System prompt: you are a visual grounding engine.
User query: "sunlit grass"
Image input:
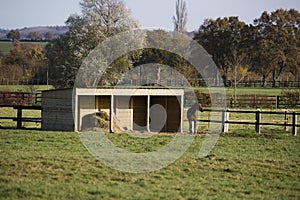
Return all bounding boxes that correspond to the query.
[0,107,41,129]
[0,85,52,92]
[0,129,299,199]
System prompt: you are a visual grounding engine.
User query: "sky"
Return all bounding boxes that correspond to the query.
[0,0,300,31]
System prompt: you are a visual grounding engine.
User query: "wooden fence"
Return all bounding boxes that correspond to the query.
[223,80,300,88]
[199,109,299,136]
[0,105,42,129]
[0,91,41,106]
[195,94,300,109]
[227,95,294,108]
[0,79,47,85]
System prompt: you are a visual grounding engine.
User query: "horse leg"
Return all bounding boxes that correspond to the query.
[188,119,192,134]
[193,119,197,134]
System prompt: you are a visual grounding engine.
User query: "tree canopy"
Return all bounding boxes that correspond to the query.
[194,8,300,86]
[2,6,297,88]
[6,30,21,41]
[0,41,46,82]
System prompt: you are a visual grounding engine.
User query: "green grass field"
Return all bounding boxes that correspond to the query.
[0,41,48,55]
[0,129,299,199]
[0,84,284,95]
[0,85,52,93]
[0,86,299,199]
[194,87,284,96]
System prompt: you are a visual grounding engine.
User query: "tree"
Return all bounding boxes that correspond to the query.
[44,32,53,40]
[6,30,21,41]
[80,0,139,35]
[252,9,300,87]
[27,32,42,41]
[172,0,188,33]
[46,0,140,88]
[134,29,198,86]
[1,41,47,82]
[194,17,249,86]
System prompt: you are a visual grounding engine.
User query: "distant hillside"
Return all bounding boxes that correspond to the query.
[0,26,69,40]
[0,26,195,40]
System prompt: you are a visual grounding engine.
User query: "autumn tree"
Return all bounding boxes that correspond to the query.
[1,41,47,82]
[252,9,300,87]
[46,0,140,88]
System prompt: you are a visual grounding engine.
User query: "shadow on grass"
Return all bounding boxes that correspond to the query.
[221,129,296,139]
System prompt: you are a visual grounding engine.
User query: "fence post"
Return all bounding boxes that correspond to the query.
[284,110,289,132]
[276,96,280,109]
[292,112,297,136]
[255,109,261,134]
[16,107,22,129]
[221,109,229,133]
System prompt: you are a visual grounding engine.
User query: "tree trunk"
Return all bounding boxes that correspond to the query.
[156,66,161,85]
[234,65,237,107]
[221,75,226,87]
[272,68,277,87]
[261,75,266,87]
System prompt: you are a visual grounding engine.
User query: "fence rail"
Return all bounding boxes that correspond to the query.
[199,109,299,136]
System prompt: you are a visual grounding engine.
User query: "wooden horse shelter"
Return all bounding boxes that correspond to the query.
[42,88,184,133]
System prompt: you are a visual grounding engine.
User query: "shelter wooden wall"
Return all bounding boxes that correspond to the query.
[42,89,74,131]
[150,96,181,132]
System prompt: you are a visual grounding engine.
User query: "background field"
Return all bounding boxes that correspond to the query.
[0,129,299,199]
[0,41,48,55]
[0,85,52,93]
[0,84,284,96]
[0,85,299,130]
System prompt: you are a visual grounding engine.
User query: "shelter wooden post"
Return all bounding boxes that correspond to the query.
[110,95,114,133]
[147,95,150,132]
[255,109,261,134]
[292,112,297,136]
[74,90,78,132]
[179,95,184,133]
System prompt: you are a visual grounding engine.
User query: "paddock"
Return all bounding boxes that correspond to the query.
[42,88,184,133]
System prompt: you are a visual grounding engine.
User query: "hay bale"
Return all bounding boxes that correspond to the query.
[81,111,110,132]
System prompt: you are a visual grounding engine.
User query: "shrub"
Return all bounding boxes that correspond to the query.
[281,89,300,108]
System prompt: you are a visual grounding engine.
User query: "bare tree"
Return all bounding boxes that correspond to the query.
[46,0,141,88]
[172,0,188,33]
[80,0,139,36]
